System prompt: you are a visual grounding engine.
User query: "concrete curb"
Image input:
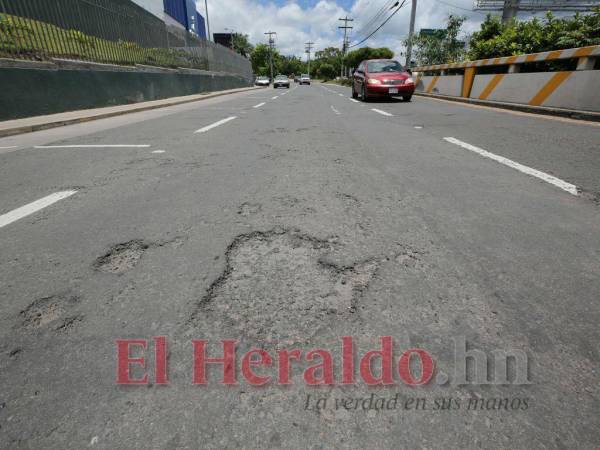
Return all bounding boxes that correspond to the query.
[414,92,600,122]
[0,86,262,138]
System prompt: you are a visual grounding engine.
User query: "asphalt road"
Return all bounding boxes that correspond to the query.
[0,84,599,449]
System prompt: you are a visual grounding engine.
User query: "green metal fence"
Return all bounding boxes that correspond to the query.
[0,0,252,79]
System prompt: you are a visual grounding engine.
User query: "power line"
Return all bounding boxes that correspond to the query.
[354,0,397,39]
[348,0,407,49]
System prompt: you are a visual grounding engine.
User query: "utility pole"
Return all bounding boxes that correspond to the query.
[405,0,417,67]
[204,0,211,41]
[305,41,314,77]
[338,17,353,78]
[501,0,520,23]
[265,31,276,81]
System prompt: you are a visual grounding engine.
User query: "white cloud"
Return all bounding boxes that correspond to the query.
[198,0,556,59]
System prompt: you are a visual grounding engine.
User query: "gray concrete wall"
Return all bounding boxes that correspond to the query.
[470,71,600,112]
[0,60,252,121]
[415,75,463,96]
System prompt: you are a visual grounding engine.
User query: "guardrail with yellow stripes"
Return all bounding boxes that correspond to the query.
[412,45,600,113]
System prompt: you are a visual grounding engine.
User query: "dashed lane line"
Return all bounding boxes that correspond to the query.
[194,116,237,134]
[34,144,151,148]
[371,108,393,117]
[253,102,266,108]
[443,137,579,196]
[0,190,77,229]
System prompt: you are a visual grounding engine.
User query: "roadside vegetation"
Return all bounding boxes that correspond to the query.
[0,13,210,69]
[404,9,600,65]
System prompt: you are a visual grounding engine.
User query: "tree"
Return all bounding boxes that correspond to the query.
[277,55,306,76]
[344,47,394,70]
[250,43,280,76]
[231,33,253,57]
[403,15,466,65]
[317,63,337,80]
[468,9,600,60]
[314,46,343,74]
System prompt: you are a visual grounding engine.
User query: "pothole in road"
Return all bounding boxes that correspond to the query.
[191,229,379,343]
[94,240,149,274]
[238,202,262,216]
[20,293,80,330]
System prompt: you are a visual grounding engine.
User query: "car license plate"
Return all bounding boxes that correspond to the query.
[389,88,399,94]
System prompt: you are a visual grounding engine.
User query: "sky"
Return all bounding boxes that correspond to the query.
[197,0,557,60]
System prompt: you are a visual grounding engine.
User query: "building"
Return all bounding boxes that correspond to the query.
[213,33,233,49]
[130,0,206,37]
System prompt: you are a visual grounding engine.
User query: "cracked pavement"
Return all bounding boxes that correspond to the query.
[0,85,599,449]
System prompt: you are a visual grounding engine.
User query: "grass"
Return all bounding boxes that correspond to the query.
[0,13,209,69]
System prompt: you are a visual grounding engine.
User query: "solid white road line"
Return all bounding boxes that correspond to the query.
[253,102,266,108]
[371,108,393,117]
[330,105,341,115]
[350,98,360,103]
[443,137,579,196]
[0,190,77,229]
[34,145,150,149]
[194,116,237,134]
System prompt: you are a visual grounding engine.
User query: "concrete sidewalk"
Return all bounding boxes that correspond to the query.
[0,86,260,138]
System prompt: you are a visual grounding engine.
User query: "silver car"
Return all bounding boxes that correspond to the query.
[299,74,311,85]
[255,76,270,87]
[273,75,290,89]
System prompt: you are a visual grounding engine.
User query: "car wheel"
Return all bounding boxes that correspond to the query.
[361,85,369,102]
[402,95,412,102]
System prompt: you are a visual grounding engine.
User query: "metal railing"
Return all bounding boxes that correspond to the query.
[0,0,252,79]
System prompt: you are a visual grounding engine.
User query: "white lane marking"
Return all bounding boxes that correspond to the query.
[34,144,150,148]
[272,96,279,100]
[0,190,77,229]
[350,98,359,103]
[371,108,393,117]
[0,146,17,149]
[330,105,341,115]
[414,126,423,129]
[194,116,237,134]
[443,137,579,196]
[253,102,266,108]
[152,150,166,154]
[338,93,344,97]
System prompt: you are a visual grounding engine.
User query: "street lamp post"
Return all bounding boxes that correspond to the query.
[204,0,211,41]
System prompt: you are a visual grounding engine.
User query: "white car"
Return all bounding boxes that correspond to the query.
[299,74,311,85]
[273,75,290,89]
[255,76,270,86]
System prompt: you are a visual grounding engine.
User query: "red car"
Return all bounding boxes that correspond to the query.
[352,59,415,102]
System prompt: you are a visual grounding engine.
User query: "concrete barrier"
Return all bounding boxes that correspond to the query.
[470,71,600,111]
[0,59,252,121]
[413,45,600,115]
[416,74,463,96]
